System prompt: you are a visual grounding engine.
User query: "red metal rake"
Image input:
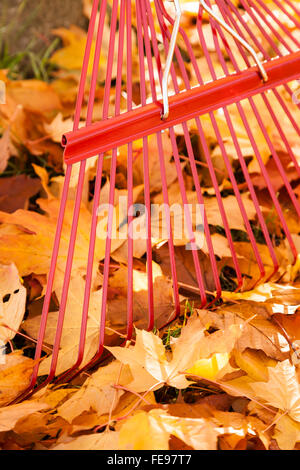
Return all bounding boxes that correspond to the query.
[20,0,300,395]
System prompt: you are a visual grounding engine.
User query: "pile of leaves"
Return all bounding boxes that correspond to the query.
[0,0,300,450]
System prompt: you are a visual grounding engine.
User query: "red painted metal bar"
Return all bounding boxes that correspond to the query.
[209,0,298,265]
[136,0,155,329]
[126,0,134,340]
[156,0,209,306]
[24,0,101,393]
[63,51,300,164]
[143,0,181,315]
[236,0,300,107]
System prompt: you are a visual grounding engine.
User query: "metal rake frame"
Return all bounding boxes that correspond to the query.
[15,0,300,399]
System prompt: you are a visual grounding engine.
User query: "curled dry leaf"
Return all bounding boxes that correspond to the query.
[0,352,35,406]
[57,360,132,423]
[0,401,49,433]
[0,263,26,343]
[196,306,291,361]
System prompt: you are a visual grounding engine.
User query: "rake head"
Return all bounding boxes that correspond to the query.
[20,0,300,396]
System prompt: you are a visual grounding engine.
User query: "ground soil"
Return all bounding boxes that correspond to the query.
[2,0,88,54]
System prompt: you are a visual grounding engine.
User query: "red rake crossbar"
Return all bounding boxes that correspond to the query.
[63,51,300,164]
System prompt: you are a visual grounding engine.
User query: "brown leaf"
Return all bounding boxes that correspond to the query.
[0,175,41,213]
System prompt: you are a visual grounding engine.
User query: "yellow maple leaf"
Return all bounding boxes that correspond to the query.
[50,26,102,75]
[107,314,241,392]
[273,415,300,450]
[250,360,300,422]
[187,353,230,381]
[107,315,204,392]
[119,409,218,450]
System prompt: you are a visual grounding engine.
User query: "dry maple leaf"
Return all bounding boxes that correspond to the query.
[107,313,241,392]
[250,360,300,422]
[273,414,300,450]
[119,408,219,450]
[107,315,205,392]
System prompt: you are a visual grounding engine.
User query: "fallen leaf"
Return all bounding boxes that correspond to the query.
[0,352,35,406]
[0,175,42,213]
[0,128,11,173]
[50,26,101,76]
[52,430,119,450]
[57,360,132,423]
[6,80,61,116]
[0,263,26,343]
[107,262,174,330]
[196,306,290,361]
[233,349,277,382]
[250,360,300,422]
[273,414,300,450]
[119,409,218,450]
[0,401,49,433]
[0,197,111,280]
[108,314,241,392]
